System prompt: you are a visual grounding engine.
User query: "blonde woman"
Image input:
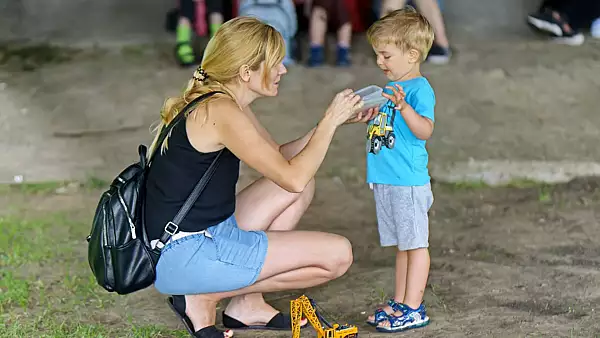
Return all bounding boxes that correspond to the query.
[144,16,375,338]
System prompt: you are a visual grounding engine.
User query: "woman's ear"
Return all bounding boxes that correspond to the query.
[239,65,251,82]
[408,48,421,64]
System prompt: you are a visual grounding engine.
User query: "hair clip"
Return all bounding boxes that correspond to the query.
[193,67,209,82]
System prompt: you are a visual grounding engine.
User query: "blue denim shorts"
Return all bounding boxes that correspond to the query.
[154,214,268,295]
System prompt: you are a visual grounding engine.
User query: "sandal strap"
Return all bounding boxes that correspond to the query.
[386,299,408,313]
[195,325,227,338]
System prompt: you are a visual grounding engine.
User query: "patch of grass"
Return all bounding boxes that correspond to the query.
[1,316,187,338]
[2,181,68,194]
[0,201,190,338]
[438,179,490,190]
[0,176,110,196]
[0,270,30,311]
[83,176,110,190]
[0,43,79,71]
[0,217,56,266]
[437,178,554,190]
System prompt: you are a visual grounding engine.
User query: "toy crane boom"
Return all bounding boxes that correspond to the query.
[290,295,358,338]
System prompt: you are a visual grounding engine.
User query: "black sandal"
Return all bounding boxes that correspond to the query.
[222,311,306,331]
[167,296,231,338]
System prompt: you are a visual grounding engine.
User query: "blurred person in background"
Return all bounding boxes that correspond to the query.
[378,0,451,64]
[174,0,226,66]
[305,0,354,67]
[238,0,299,66]
[527,0,600,45]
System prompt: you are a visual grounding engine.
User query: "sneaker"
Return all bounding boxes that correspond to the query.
[376,303,430,333]
[426,44,451,64]
[551,32,585,45]
[591,18,600,39]
[527,8,564,37]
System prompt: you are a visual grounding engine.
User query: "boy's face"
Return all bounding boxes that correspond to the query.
[373,43,419,82]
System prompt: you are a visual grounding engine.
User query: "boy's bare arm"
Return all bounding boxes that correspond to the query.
[383,84,434,140]
[398,104,434,140]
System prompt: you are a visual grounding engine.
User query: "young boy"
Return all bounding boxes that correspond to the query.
[364,6,436,333]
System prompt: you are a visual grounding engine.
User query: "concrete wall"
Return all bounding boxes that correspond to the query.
[0,0,540,45]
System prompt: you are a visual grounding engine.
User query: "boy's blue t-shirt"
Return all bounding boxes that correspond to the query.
[366,77,435,186]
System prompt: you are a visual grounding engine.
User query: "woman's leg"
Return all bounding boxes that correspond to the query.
[217,176,315,324]
[185,229,354,332]
[235,177,315,232]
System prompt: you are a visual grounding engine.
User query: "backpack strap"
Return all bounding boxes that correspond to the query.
[149,91,223,164]
[153,149,223,251]
[151,91,225,252]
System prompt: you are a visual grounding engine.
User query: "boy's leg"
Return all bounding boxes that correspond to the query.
[367,249,408,324]
[404,248,430,309]
[394,249,408,303]
[366,184,406,324]
[377,183,433,332]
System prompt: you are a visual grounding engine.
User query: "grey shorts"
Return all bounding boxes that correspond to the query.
[371,183,434,251]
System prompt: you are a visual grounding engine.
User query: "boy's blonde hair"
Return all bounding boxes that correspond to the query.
[367,6,434,62]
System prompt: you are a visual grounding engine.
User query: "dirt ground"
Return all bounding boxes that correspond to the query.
[1,37,600,184]
[1,33,600,337]
[2,175,600,337]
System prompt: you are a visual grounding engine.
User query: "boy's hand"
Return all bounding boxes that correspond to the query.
[383,84,407,111]
[344,107,378,124]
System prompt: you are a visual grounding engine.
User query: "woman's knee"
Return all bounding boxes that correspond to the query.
[326,235,353,278]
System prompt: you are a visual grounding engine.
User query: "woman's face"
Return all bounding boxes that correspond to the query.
[248,61,287,97]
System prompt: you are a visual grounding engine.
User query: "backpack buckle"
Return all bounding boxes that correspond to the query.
[164,222,179,236]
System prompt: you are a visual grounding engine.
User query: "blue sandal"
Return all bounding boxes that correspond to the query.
[366,299,407,326]
[376,303,430,333]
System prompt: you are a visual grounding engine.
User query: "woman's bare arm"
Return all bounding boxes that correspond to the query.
[215,100,338,193]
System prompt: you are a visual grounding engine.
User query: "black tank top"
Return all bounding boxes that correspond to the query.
[144,116,240,240]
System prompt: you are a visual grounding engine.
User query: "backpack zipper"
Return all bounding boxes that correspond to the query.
[117,188,137,240]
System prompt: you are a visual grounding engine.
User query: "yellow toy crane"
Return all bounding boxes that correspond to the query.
[291,295,358,338]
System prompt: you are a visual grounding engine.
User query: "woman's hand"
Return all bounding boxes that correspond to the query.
[323,89,364,127]
[344,107,378,125]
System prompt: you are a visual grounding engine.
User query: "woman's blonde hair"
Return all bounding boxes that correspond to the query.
[148,16,285,156]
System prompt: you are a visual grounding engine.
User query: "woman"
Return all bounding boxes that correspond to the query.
[144,16,376,338]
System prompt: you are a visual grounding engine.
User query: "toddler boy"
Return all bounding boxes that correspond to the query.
[364,6,436,333]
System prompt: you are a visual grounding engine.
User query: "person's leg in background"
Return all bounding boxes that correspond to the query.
[334,0,352,66]
[413,0,450,64]
[206,0,225,37]
[308,0,352,67]
[308,0,328,66]
[378,0,451,64]
[175,0,196,66]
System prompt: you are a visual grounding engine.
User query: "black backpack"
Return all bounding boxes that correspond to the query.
[86,91,223,295]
